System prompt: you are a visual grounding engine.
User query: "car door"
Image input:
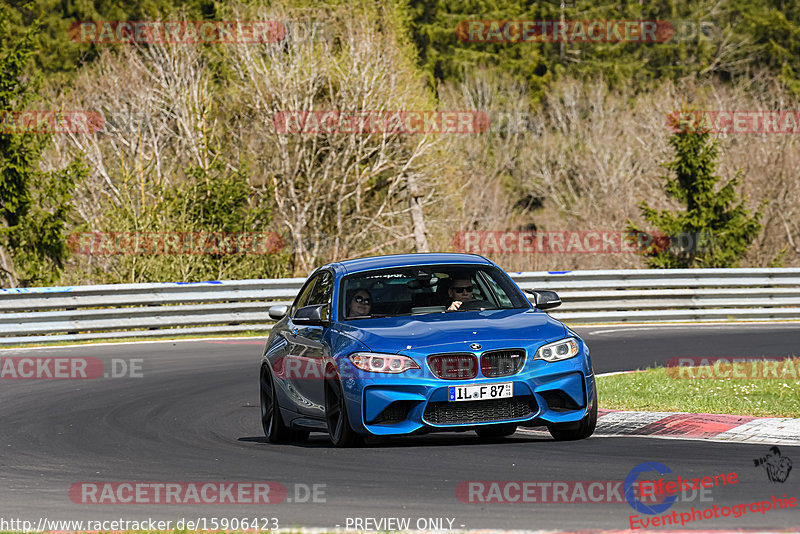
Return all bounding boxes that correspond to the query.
[288,270,333,418]
[268,274,317,412]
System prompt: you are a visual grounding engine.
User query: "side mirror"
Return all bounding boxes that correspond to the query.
[268,305,288,321]
[293,303,330,326]
[525,289,562,310]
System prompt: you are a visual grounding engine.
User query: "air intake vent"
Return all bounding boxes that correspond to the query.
[370,401,416,425]
[539,390,581,412]
[423,397,537,425]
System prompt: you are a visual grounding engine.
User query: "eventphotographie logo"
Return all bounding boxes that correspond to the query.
[754,447,793,483]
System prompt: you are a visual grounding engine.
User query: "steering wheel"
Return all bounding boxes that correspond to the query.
[458,299,497,311]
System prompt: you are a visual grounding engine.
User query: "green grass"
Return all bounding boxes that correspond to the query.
[598,358,800,418]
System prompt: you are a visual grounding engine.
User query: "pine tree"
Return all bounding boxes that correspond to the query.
[0,6,86,287]
[628,113,763,268]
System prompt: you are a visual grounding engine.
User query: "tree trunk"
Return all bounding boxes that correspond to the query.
[0,245,18,288]
[406,173,430,252]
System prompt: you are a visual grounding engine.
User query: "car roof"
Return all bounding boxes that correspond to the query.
[329,252,494,275]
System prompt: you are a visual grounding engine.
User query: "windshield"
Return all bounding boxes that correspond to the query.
[340,264,529,320]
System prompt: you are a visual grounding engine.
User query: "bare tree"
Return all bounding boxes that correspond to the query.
[46,40,254,283]
[43,6,798,283]
[223,7,442,273]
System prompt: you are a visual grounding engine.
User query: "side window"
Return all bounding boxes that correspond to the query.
[307,271,333,306]
[292,276,318,316]
[469,275,486,301]
[479,270,514,307]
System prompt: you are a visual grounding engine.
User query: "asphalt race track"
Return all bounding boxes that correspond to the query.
[1,323,799,531]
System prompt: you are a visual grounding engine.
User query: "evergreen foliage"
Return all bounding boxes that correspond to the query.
[1,0,797,285]
[629,114,763,268]
[0,5,87,286]
[3,0,212,79]
[408,0,800,96]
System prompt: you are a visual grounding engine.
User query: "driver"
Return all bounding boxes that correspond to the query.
[447,278,474,311]
[347,288,372,317]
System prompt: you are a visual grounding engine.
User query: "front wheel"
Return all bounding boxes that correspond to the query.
[324,374,362,448]
[547,387,597,441]
[260,365,308,443]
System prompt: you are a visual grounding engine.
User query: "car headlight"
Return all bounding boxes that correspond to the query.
[349,352,421,373]
[534,338,579,362]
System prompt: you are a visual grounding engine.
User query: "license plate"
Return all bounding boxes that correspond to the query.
[448,382,512,402]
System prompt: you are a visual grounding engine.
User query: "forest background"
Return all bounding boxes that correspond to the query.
[1,0,799,287]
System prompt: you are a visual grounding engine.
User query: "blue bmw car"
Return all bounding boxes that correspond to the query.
[260,253,596,446]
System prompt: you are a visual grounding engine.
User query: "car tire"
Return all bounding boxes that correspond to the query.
[324,374,363,448]
[475,423,517,438]
[547,387,597,441]
[260,365,309,443]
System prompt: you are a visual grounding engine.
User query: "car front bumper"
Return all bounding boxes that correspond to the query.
[341,353,596,436]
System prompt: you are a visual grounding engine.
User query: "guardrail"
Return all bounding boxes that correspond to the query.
[1,268,799,345]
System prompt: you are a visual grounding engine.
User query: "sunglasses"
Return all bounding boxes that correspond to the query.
[452,285,473,293]
[353,295,371,304]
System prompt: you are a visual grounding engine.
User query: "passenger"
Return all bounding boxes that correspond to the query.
[447,278,474,311]
[347,289,372,317]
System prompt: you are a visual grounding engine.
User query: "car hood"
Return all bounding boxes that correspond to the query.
[335,308,567,354]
